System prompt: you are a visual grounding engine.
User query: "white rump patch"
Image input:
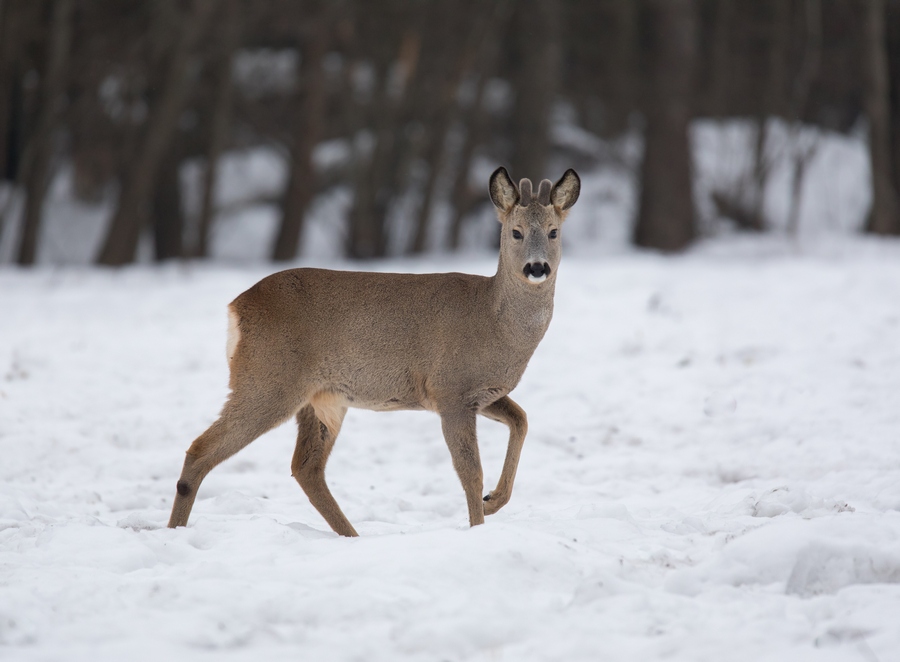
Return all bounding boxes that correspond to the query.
[226,306,240,364]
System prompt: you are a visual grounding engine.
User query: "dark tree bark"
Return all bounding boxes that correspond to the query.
[407,2,492,255]
[69,100,116,204]
[195,0,240,258]
[404,104,451,255]
[16,0,73,265]
[606,0,638,136]
[633,0,697,252]
[0,0,18,182]
[96,0,212,266]
[748,0,791,232]
[404,44,458,252]
[272,10,328,262]
[151,144,184,260]
[446,0,512,251]
[890,0,900,212]
[346,30,420,259]
[710,0,734,118]
[785,0,821,236]
[862,0,899,235]
[446,67,491,251]
[509,0,561,181]
[0,1,22,237]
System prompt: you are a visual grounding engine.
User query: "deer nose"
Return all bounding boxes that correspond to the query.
[523,262,551,280]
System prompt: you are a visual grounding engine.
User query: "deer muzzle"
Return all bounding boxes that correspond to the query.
[523,262,551,283]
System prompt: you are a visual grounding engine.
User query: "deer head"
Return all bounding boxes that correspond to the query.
[490,167,581,284]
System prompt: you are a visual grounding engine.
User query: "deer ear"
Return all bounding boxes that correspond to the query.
[489,167,519,213]
[551,169,580,211]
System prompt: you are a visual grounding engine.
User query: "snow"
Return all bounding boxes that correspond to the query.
[2,235,900,661]
[0,116,897,659]
[691,118,871,234]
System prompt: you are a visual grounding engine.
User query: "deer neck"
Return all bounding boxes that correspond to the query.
[489,254,556,344]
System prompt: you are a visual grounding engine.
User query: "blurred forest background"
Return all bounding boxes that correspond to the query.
[0,0,898,266]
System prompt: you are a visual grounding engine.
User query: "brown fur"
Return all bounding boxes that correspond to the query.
[167,167,581,536]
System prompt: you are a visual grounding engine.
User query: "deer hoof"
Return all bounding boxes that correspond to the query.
[482,491,507,516]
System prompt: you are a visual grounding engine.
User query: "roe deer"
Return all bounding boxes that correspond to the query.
[167,167,580,536]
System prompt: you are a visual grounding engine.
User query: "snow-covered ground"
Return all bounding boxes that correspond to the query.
[2,234,900,661]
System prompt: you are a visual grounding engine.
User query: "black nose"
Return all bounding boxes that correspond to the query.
[523,262,551,278]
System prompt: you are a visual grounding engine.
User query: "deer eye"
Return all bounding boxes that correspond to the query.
[512,229,523,240]
[549,229,558,239]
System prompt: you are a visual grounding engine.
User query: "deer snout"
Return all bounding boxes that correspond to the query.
[523,262,551,283]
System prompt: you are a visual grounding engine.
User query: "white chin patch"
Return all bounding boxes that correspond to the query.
[527,274,547,284]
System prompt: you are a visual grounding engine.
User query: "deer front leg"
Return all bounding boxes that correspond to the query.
[439,409,485,527]
[479,396,528,516]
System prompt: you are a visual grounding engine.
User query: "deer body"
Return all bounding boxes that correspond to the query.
[168,167,580,536]
[232,269,552,414]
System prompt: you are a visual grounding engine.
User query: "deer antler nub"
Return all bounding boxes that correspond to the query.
[518,178,533,207]
[537,179,552,205]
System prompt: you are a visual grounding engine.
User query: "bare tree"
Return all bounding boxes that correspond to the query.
[445,0,513,251]
[445,71,492,251]
[16,0,73,265]
[405,0,499,255]
[508,0,561,181]
[0,0,18,182]
[633,0,698,251]
[607,0,639,136]
[749,0,791,232]
[862,0,899,235]
[0,0,892,264]
[96,0,213,266]
[151,144,185,260]
[272,5,328,262]
[346,20,419,259]
[785,0,821,236]
[194,0,240,258]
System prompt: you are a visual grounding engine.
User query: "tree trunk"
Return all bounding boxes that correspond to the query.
[446,0,512,251]
[747,0,792,232]
[633,0,697,252]
[346,31,420,259]
[406,8,480,255]
[605,0,638,136]
[272,15,328,262]
[0,0,18,181]
[509,0,561,181]
[862,0,899,235]
[710,0,734,117]
[96,0,212,266]
[446,69,491,252]
[16,0,73,265]
[373,27,431,256]
[784,0,821,236]
[151,144,184,260]
[195,0,240,258]
[890,0,900,213]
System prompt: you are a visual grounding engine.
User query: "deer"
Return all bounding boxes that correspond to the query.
[167,166,580,536]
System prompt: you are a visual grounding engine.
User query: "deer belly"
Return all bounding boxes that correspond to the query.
[319,376,436,413]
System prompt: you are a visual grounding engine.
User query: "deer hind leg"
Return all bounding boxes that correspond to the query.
[440,409,485,527]
[291,401,357,537]
[168,388,300,528]
[479,396,528,516]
